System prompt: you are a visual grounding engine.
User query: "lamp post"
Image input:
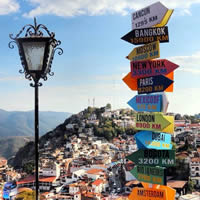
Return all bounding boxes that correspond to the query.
[9,18,63,200]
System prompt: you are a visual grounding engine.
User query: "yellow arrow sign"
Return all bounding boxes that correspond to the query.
[155,9,174,27]
[127,40,160,61]
[162,116,174,135]
[128,187,167,200]
[135,112,174,134]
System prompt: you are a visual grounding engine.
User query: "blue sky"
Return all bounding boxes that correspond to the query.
[1,0,200,115]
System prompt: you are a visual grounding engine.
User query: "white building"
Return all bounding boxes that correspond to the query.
[41,162,60,178]
[190,157,200,177]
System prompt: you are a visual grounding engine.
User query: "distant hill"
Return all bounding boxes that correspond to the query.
[0,136,34,159]
[0,109,71,159]
[0,109,72,137]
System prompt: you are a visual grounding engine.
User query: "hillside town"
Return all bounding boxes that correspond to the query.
[0,106,200,200]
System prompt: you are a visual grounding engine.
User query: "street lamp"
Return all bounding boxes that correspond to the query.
[9,18,63,200]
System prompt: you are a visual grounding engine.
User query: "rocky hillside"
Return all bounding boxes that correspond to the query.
[10,106,136,168]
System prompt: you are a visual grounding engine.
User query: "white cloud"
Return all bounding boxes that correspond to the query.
[168,51,200,74]
[23,0,200,18]
[0,0,19,15]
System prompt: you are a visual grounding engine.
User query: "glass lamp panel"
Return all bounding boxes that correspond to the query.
[22,42,46,71]
[45,44,54,73]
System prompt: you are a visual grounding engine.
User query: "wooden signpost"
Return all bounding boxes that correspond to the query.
[131,165,166,185]
[137,75,174,94]
[131,59,179,78]
[126,40,160,61]
[134,131,172,150]
[121,26,169,45]
[126,149,176,167]
[121,2,177,199]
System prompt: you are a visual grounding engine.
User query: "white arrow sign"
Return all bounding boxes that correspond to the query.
[132,1,168,30]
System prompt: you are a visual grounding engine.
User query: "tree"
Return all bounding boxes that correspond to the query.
[106,103,111,110]
[188,177,195,193]
[175,113,182,120]
[16,191,36,200]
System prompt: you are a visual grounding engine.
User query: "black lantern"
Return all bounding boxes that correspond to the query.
[9,18,63,200]
[9,18,63,85]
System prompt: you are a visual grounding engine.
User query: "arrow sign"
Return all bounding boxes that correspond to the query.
[141,183,176,200]
[128,93,169,113]
[134,131,172,150]
[121,26,169,45]
[137,75,173,94]
[131,2,170,29]
[123,71,174,94]
[127,40,160,61]
[128,187,167,200]
[131,59,179,78]
[135,112,172,133]
[131,165,165,185]
[126,149,176,167]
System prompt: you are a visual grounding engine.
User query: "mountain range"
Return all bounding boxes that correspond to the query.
[0,109,71,158]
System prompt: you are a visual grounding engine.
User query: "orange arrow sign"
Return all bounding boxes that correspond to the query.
[141,182,176,200]
[128,187,167,200]
[122,71,174,92]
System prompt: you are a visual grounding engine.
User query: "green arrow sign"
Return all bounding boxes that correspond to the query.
[135,112,171,132]
[131,165,165,185]
[127,149,175,167]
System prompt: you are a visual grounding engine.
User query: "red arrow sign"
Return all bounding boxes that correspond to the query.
[131,59,179,79]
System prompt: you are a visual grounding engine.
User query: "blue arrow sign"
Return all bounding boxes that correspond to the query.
[137,75,173,94]
[128,93,163,112]
[134,131,172,150]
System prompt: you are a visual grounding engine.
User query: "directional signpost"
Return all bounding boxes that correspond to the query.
[121,2,177,199]
[134,131,172,150]
[128,93,169,113]
[128,187,167,200]
[131,165,165,185]
[121,26,169,45]
[127,40,160,61]
[131,59,179,78]
[137,75,173,94]
[126,149,176,167]
[131,2,171,29]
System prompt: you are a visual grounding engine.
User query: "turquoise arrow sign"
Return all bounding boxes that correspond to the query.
[131,165,165,185]
[135,131,172,150]
[126,149,175,167]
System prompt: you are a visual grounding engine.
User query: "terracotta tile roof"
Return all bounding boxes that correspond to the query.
[191,157,200,162]
[92,179,103,186]
[86,168,103,175]
[83,192,101,198]
[167,180,187,188]
[175,124,186,127]
[17,175,56,184]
